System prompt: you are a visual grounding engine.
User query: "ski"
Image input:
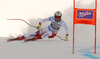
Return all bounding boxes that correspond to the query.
[7,37,24,42]
[24,38,35,42]
[7,38,17,42]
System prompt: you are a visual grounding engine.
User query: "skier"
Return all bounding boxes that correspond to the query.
[7,11,69,42]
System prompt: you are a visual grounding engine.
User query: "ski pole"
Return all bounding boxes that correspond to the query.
[7,19,37,28]
[56,35,65,40]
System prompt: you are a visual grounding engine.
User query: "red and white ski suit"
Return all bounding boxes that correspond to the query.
[24,16,69,39]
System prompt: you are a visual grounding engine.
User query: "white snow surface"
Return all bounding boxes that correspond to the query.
[0,37,100,59]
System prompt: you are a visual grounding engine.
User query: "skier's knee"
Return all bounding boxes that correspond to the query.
[49,32,56,38]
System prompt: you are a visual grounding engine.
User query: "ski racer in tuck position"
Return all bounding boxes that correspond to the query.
[7,11,69,42]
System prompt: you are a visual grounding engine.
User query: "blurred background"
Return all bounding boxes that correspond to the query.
[0,0,99,42]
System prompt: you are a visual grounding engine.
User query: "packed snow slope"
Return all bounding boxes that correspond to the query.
[0,37,100,59]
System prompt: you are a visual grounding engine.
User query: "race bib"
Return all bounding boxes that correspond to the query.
[51,23,59,30]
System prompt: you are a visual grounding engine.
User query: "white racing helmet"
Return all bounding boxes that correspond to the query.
[54,11,62,16]
[54,11,62,20]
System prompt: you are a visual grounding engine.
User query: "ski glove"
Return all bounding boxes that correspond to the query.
[65,34,68,41]
[37,23,41,30]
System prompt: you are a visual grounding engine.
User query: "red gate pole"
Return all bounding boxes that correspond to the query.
[73,0,75,54]
[94,0,97,54]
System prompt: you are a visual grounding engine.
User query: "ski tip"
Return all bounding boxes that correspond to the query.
[7,39,10,42]
[7,39,14,42]
[7,40,10,42]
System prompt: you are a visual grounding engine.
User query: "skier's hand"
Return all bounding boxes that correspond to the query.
[65,34,68,41]
[37,24,41,30]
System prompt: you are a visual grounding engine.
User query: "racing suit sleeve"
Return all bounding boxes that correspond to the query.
[62,21,69,35]
[39,16,53,25]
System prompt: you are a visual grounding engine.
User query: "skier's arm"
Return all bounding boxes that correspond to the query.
[40,17,53,24]
[62,21,69,41]
[37,17,53,30]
